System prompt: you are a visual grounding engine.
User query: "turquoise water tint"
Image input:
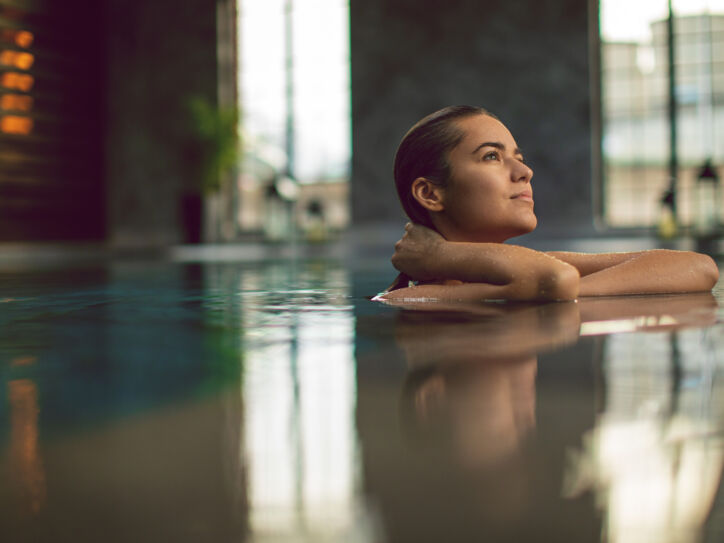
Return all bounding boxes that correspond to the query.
[1,257,724,542]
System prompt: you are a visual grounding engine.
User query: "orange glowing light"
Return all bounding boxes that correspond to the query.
[0,50,34,70]
[15,52,33,69]
[1,72,34,91]
[15,31,33,48]
[0,29,34,48]
[9,379,47,515]
[0,49,13,65]
[1,94,33,112]
[1,115,33,135]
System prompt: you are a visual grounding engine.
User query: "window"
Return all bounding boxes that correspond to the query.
[237,0,350,237]
[600,0,724,228]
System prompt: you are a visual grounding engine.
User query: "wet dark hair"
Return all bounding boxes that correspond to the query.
[393,105,495,228]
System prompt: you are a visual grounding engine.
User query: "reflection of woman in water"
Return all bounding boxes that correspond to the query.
[376,106,720,302]
[397,302,579,468]
[391,302,581,528]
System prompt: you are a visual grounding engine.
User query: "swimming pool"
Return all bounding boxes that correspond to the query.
[0,253,723,542]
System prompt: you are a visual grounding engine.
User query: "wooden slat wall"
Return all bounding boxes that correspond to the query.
[0,0,104,241]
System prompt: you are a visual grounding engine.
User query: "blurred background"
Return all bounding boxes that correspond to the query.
[0,0,724,247]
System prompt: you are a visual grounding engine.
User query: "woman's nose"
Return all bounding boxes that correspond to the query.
[511,161,533,183]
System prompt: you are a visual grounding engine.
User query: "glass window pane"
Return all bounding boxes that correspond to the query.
[238,0,351,236]
[600,1,724,228]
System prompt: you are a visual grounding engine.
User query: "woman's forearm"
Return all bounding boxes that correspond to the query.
[393,241,580,301]
[546,251,643,277]
[379,275,578,302]
[576,250,719,296]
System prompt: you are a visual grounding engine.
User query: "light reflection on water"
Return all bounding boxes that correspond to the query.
[564,327,724,543]
[0,259,723,542]
[228,264,362,540]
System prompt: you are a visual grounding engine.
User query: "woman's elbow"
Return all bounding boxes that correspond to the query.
[695,253,720,290]
[538,264,580,301]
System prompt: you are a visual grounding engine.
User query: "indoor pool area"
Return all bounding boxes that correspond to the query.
[4,0,724,541]
[1,249,723,543]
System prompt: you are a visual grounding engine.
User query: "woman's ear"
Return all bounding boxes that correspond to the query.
[411,177,445,212]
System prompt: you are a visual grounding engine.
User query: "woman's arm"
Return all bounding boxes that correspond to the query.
[382,224,719,302]
[547,250,719,296]
[379,278,577,302]
[385,224,579,302]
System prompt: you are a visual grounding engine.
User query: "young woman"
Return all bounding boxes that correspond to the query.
[376,106,720,302]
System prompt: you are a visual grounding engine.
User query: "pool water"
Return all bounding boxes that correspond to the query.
[1,256,723,542]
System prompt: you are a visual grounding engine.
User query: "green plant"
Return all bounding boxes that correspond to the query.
[187,96,241,194]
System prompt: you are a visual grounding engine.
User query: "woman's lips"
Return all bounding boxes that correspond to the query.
[511,191,533,202]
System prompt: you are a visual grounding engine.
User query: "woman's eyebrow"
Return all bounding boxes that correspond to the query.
[471,141,524,156]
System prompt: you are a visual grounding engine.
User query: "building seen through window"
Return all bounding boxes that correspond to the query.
[601,0,724,229]
[237,0,350,240]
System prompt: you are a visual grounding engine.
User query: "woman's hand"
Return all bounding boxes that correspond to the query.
[391,223,447,280]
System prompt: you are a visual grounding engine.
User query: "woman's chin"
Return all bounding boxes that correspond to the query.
[511,216,537,237]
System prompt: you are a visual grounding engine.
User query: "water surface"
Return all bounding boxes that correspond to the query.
[1,257,723,542]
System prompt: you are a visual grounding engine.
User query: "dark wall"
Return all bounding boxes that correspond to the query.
[350,0,596,236]
[104,0,219,246]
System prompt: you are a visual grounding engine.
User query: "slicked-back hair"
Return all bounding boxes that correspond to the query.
[393,105,494,229]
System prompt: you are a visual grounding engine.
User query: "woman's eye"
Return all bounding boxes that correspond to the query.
[483,151,500,161]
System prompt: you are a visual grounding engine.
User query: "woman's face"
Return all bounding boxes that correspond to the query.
[435,114,536,243]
